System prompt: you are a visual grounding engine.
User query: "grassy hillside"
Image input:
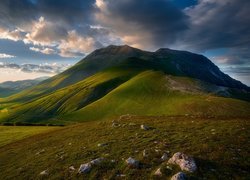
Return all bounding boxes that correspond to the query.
[0,116,249,179]
[0,46,249,124]
[0,68,140,123]
[0,126,59,147]
[63,71,250,123]
[1,69,250,124]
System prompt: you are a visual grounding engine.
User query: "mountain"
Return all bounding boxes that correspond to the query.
[0,77,48,98]
[0,45,249,124]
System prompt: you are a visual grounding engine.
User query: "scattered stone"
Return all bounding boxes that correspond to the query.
[78,163,92,174]
[155,149,161,153]
[69,166,75,171]
[98,143,108,147]
[166,165,172,170]
[112,122,119,127]
[168,152,197,172]
[143,149,148,157]
[36,149,45,155]
[90,158,105,165]
[141,124,150,130]
[154,168,162,176]
[161,153,168,161]
[117,174,126,177]
[68,143,72,146]
[111,159,116,163]
[40,170,49,176]
[126,157,139,168]
[171,172,187,180]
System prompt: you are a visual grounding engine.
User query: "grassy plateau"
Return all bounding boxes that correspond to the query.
[0,116,249,179]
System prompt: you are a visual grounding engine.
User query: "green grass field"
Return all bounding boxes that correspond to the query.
[0,126,59,147]
[0,116,249,179]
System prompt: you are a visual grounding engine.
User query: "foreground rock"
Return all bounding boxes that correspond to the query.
[126,157,139,168]
[160,153,168,161]
[168,152,197,172]
[78,163,92,174]
[142,149,148,157]
[98,143,108,147]
[69,166,75,171]
[154,168,162,176]
[39,170,49,176]
[141,124,150,130]
[171,172,187,180]
[90,157,105,165]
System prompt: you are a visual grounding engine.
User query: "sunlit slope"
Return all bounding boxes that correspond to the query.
[1,46,146,103]
[1,68,139,123]
[65,71,250,122]
[2,45,249,104]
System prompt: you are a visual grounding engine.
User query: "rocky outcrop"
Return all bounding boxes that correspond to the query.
[168,152,197,172]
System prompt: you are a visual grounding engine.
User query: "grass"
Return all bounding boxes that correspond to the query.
[64,71,250,123]
[0,126,59,147]
[0,116,249,179]
[1,70,250,125]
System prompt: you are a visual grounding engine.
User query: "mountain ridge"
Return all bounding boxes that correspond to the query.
[0,45,249,124]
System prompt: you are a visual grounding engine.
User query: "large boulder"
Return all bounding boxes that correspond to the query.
[168,152,197,172]
[171,172,187,180]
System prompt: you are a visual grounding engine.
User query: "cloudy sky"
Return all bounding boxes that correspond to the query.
[0,0,249,85]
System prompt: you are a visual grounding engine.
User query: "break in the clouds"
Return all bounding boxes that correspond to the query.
[0,61,71,83]
[0,53,15,58]
[0,0,249,84]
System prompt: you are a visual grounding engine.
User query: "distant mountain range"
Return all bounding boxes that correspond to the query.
[0,45,249,124]
[0,77,48,98]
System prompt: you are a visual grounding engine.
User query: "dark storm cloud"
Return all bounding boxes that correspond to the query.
[0,0,96,28]
[96,0,189,48]
[176,0,250,66]
[36,0,96,26]
[0,0,37,28]
[182,0,250,50]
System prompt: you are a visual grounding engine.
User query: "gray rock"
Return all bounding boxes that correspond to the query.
[112,122,119,127]
[141,124,150,130]
[90,157,105,165]
[143,149,148,157]
[78,163,92,174]
[36,149,45,155]
[69,166,75,171]
[168,152,197,172]
[171,172,187,180]
[98,143,108,147]
[126,157,139,168]
[154,168,162,176]
[160,153,168,161]
[39,170,48,176]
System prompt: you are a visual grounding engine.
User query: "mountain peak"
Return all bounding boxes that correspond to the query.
[95,44,142,54]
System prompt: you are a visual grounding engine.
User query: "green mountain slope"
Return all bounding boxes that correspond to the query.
[63,70,250,123]
[0,45,249,124]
